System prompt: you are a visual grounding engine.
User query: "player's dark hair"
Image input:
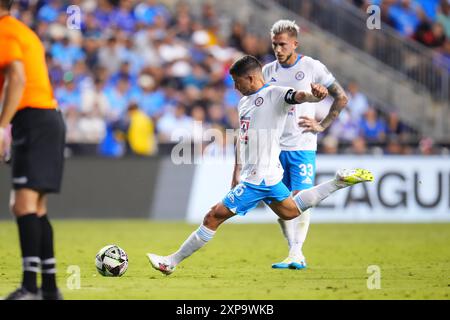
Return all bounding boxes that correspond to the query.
[229,55,262,77]
[0,0,14,10]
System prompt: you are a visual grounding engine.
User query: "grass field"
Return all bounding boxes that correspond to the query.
[0,220,449,300]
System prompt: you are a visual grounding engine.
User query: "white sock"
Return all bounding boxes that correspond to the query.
[293,179,342,212]
[277,217,295,250]
[170,224,216,265]
[290,209,310,259]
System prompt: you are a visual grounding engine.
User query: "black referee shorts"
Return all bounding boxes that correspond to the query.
[11,108,66,194]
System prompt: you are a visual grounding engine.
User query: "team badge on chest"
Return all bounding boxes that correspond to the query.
[295,71,305,81]
[255,97,264,107]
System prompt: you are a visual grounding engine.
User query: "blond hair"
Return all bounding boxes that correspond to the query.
[270,20,300,38]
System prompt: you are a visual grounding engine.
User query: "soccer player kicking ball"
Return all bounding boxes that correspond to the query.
[147,55,373,275]
[263,20,349,270]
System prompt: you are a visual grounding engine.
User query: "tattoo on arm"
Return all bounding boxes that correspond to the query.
[319,81,348,130]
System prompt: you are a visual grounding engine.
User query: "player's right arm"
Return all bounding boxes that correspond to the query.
[0,62,26,160]
[0,35,26,159]
[0,60,26,129]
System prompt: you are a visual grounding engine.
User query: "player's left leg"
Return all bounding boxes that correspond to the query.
[269,169,374,268]
[37,194,63,300]
[4,189,42,300]
[270,168,374,243]
[273,151,316,270]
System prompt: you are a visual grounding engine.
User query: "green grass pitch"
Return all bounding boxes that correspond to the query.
[0,220,449,299]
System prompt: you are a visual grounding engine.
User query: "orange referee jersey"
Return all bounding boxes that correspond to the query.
[0,15,57,110]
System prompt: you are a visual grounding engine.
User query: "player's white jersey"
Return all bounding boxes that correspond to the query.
[262,55,335,151]
[238,84,293,186]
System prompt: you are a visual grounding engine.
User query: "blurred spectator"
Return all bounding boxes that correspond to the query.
[385,136,403,154]
[388,0,423,37]
[346,81,369,121]
[157,104,193,143]
[171,9,193,42]
[329,109,361,142]
[207,103,230,128]
[134,0,170,26]
[415,0,440,21]
[182,64,209,89]
[321,135,339,154]
[104,76,133,121]
[414,21,446,48]
[437,0,450,38]
[228,21,246,52]
[98,36,123,74]
[65,107,82,143]
[136,74,167,118]
[419,137,436,154]
[83,36,100,70]
[158,32,189,63]
[81,78,110,119]
[55,74,81,112]
[359,107,387,142]
[51,36,86,70]
[38,0,61,23]
[347,136,368,155]
[126,103,157,156]
[82,12,103,39]
[386,111,408,141]
[111,0,137,33]
[94,0,115,29]
[109,62,136,87]
[438,40,450,71]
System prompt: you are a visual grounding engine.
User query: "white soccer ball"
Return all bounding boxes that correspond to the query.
[95,245,128,277]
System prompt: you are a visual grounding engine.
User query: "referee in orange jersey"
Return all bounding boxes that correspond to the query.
[0,0,65,300]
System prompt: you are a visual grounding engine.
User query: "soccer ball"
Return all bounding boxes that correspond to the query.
[95,245,128,277]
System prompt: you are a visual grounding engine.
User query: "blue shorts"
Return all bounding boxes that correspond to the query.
[222,180,291,216]
[279,150,316,191]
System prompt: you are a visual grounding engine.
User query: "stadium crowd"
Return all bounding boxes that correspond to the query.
[6,0,448,157]
[346,0,450,65]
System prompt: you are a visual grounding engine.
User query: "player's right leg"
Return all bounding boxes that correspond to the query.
[4,189,42,300]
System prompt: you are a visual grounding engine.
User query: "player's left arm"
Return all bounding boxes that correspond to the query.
[285,83,328,105]
[299,80,348,134]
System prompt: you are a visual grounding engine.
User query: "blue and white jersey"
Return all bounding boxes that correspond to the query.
[238,84,294,186]
[262,55,335,151]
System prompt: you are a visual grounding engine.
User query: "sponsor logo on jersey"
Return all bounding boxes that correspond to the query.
[239,117,251,144]
[301,176,313,185]
[288,106,295,116]
[295,71,305,81]
[270,77,277,82]
[255,97,264,107]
